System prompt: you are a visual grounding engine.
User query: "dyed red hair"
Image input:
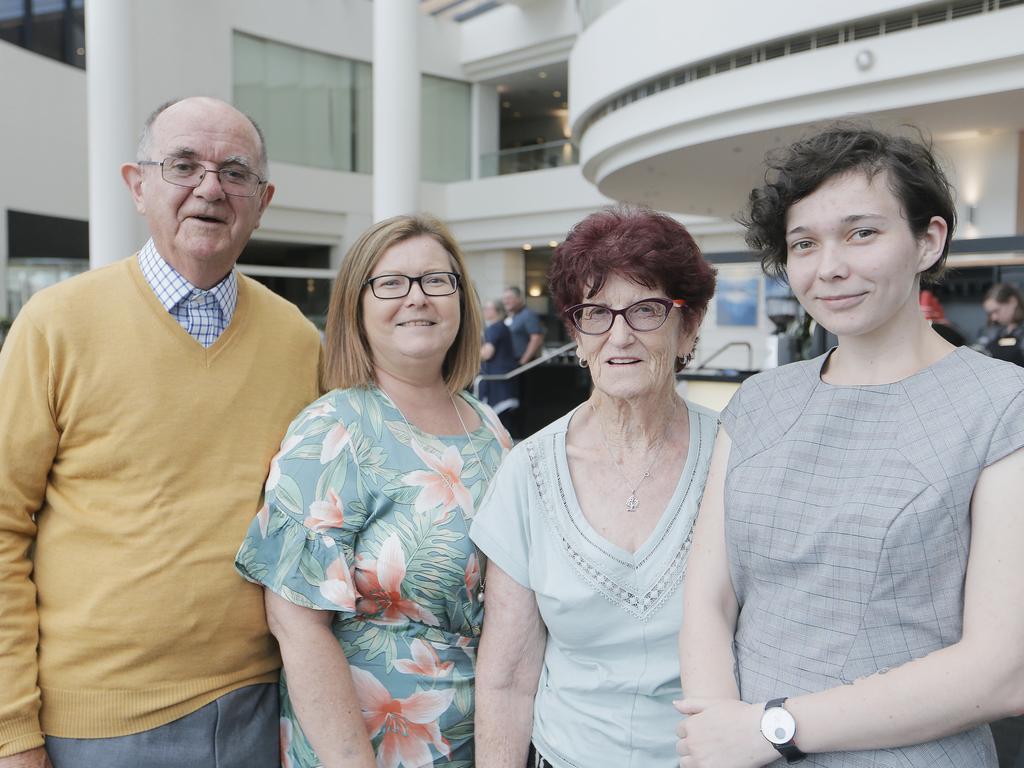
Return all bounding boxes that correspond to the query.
[549,205,716,332]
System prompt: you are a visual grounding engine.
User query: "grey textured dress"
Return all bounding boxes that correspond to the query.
[721,347,1024,767]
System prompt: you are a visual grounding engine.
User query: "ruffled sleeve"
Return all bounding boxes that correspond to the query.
[235,393,363,614]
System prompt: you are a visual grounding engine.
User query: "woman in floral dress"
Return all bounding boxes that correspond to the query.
[236,214,510,768]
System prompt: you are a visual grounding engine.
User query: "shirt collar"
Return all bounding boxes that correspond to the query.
[137,238,238,320]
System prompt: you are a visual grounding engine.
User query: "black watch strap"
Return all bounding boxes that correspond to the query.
[765,698,807,764]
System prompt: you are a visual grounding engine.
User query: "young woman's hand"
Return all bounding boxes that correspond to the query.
[675,699,778,768]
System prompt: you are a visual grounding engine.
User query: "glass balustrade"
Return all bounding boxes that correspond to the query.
[479,139,578,178]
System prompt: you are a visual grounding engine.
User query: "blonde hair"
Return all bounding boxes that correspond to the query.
[323,214,483,395]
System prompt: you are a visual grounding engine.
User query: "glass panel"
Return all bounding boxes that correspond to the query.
[69,3,83,68]
[421,74,471,182]
[233,32,371,173]
[28,0,63,61]
[7,260,88,318]
[0,0,26,47]
[479,139,577,177]
[353,60,373,173]
[247,275,332,326]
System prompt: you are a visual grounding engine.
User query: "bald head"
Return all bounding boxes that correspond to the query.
[138,97,268,173]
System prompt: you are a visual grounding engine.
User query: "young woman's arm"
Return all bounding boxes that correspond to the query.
[265,592,377,768]
[474,563,547,767]
[678,429,741,700]
[676,447,1024,767]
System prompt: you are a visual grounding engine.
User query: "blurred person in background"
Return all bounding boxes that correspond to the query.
[977,283,1024,366]
[479,298,520,432]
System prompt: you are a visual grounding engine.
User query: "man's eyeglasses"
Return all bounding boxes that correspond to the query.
[364,272,461,300]
[564,297,686,335]
[137,157,267,198]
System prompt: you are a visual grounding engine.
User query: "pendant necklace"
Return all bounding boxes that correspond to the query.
[597,415,669,513]
[384,388,492,604]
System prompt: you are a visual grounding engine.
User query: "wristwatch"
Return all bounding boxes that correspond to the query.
[760,698,807,763]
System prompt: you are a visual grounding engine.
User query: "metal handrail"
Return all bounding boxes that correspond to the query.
[696,341,753,371]
[473,341,577,398]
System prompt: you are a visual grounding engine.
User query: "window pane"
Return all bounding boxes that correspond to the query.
[29,0,63,62]
[421,74,471,182]
[233,32,370,174]
[353,60,373,173]
[0,0,25,47]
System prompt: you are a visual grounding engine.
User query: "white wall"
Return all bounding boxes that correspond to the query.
[939,132,1021,239]
[0,41,88,316]
[571,0,965,125]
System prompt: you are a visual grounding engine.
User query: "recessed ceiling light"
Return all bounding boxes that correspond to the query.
[548,241,558,248]
[538,71,548,79]
[502,101,510,108]
[522,243,533,251]
[552,90,561,98]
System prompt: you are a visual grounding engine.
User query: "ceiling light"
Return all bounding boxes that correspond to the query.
[538,71,548,79]
[548,241,558,248]
[528,285,542,297]
[502,101,510,108]
[522,243,533,251]
[552,90,561,98]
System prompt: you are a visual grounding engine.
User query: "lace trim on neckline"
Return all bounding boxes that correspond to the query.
[524,416,707,622]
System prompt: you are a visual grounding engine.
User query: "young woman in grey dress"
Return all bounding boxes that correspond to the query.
[675,126,1024,767]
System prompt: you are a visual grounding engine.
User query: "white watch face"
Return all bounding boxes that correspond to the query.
[761,706,796,745]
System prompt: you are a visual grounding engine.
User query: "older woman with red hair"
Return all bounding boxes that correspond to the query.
[470,205,717,767]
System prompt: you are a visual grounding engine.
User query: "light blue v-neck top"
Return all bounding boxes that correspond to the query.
[471,401,718,768]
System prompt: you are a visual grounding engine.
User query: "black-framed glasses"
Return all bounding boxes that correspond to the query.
[364,272,461,300]
[564,297,686,335]
[137,157,267,197]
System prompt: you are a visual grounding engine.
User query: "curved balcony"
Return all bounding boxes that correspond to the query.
[569,0,1024,217]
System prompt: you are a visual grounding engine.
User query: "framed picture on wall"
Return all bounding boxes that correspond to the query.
[716,276,759,327]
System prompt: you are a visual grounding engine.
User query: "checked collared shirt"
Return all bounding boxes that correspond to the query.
[137,239,237,348]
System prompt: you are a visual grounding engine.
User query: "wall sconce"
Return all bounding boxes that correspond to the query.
[528,285,542,297]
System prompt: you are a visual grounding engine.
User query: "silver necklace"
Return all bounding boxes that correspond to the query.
[597,417,668,513]
[384,389,491,493]
[385,389,491,606]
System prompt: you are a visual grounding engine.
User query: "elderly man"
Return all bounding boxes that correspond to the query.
[0,97,321,768]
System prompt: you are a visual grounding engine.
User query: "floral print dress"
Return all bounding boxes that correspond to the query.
[236,386,510,768]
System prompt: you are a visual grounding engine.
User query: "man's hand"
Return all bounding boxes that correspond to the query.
[0,747,52,768]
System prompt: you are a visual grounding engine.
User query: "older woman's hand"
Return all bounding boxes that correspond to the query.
[674,699,778,768]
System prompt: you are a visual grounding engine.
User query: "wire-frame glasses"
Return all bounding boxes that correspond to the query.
[137,157,266,197]
[564,297,686,335]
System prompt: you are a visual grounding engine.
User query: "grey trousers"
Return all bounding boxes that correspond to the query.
[46,683,278,768]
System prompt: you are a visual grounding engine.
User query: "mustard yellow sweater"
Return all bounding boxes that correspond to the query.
[0,257,322,756]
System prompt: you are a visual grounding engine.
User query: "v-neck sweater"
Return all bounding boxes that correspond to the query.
[0,257,322,754]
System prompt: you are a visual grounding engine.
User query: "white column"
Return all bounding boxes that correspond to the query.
[372,0,420,221]
[85,0,140,268]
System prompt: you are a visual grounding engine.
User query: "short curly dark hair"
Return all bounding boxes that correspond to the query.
[549,205,717,344]
[741,124,957,285]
